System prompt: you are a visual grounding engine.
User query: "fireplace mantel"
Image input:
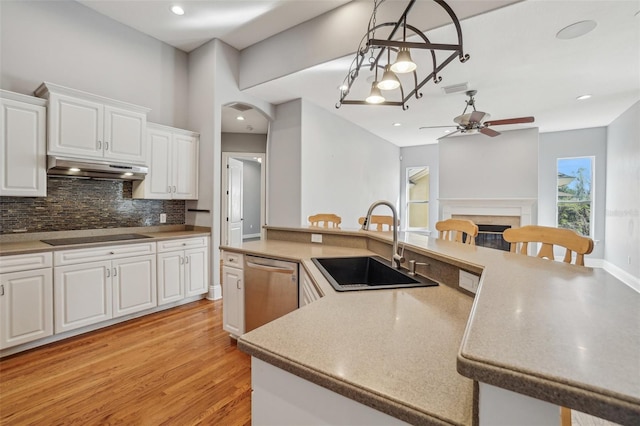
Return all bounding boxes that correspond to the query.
[439,198,536,227]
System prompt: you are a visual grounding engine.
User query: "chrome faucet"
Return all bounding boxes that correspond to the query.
[361,200,403,269]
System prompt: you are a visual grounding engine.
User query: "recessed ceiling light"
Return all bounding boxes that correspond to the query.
[444,130,451,133]
[576,94,592,100]
[556,20,597,40]
[171,5,185,16]
[393,122,401,127]
[236,116,245,121]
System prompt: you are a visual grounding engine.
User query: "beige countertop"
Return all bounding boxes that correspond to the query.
[225,227,640,426]
[0,225,210,256]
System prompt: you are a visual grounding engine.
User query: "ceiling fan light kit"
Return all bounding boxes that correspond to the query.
[336,0,470,110]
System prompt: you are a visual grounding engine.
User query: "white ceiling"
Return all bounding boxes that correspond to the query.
[77,0,640,146]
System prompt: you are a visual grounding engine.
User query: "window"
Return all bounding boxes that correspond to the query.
[557,157,594,237]
[406,167,429,229]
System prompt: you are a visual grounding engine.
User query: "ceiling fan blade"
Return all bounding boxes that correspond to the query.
[484,116,535,126]
[480,127,500,137]
[437,129,462,140]
[469,111,485,124]
[419,125,458,129]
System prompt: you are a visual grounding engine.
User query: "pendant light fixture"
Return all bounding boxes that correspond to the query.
[366,83,386,103]
[390,47,416,74]
[336,0,470,110]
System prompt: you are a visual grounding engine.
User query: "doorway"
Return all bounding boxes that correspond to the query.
[220,103,269,247]
[221,152,266,246]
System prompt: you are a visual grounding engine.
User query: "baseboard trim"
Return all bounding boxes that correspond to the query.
[602,260,640,293]
[207,284,222,300]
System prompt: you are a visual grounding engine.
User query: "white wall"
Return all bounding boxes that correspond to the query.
[268,100,303,227]
[538,128,607,259]
[300,100,400,229]
[400,144,440,232]
[0,0,189,128]
[439,128,539,199]
[187,39,274,294]
[605,101,640,282]
[221,133,267,153]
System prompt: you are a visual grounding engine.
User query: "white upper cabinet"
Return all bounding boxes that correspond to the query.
[133,123,199,200]
[35,82,149,165]
[0,90,47,197]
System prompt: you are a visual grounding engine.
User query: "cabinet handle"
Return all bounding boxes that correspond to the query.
[110,251,115,255]
[185,257,189,264]
[113,268,117,277]
[97,140,102,150]
[105,141,109,151]
[106,269,110,278]
[237,279,241,290]
[173,186,177,193]
[0,285,4,296]
[180,257,184,265]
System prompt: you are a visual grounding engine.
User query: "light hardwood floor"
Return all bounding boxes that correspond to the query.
[0,299,251,425]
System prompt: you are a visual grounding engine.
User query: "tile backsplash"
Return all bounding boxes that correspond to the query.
[0,178,185,234]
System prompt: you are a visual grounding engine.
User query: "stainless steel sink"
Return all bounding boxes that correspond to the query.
[311,256,438,292]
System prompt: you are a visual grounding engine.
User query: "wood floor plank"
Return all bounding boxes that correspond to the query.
[0,299,251,425]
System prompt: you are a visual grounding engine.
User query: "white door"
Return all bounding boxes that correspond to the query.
[103,105,146,164]
[157,251,185,305]
[185,247,208,297]
[48,93,103,158]
[222,266,244,337]
[112,255,157,318]
[227,158,243,246]
[0,269,53,349]
[54,261,112,333]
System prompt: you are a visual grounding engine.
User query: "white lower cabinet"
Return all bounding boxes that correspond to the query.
[222,251,244,337]
[53,242,157,333]
[54,260,112,333]
[157,237,209,306]
[0,252,53,349]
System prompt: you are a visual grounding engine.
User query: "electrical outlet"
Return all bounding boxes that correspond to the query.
[311,234,323,243]
[160,213,167,223]
[459,270,479,293]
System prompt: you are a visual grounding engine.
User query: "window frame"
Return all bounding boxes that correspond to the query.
[405,166,430,231]
[556,156,595,238]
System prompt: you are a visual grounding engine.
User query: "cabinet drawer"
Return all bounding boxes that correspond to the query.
[157,237,208,253]
[222,251,243,269]
[0,252,52,274]
[54,242,156,266]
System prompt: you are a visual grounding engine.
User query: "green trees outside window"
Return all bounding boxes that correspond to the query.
[557,157,593,237]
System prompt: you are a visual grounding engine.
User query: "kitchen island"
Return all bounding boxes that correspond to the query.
[225,226,640,426]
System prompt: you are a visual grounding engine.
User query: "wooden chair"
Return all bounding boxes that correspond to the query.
[308,213,341,229]
[358,215,398,231]
[435,219,478,245]
[503,225,594,266]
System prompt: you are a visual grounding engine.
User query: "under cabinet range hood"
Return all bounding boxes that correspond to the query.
[47,156,148,181]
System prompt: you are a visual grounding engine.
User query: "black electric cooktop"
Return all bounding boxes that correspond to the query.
[41,233,152,246]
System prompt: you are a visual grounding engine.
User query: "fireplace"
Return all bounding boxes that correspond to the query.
[476,224,511,251]
[440,198,536,251]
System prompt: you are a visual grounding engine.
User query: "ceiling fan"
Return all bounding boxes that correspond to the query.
[420,90,535,138]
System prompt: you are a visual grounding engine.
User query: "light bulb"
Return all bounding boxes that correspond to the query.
[390,48,417,74]
[365,83,385,104]
[377,65,400,90]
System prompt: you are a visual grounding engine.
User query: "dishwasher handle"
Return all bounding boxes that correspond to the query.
[245,261,296,275]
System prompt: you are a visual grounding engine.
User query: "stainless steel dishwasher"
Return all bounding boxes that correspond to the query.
[243,255,298,333]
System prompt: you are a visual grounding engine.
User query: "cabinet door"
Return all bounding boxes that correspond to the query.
[0,97,47,197]
[103,105,146,164]
[157,251,184,305]
[222,266,244,337]
[54,261,112,333]
[172,133,199,199]
[48,93,103,158]
[0,268,53,349]
[185,247,208,297]
[136,128,172,199]
[112,255,157,318]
